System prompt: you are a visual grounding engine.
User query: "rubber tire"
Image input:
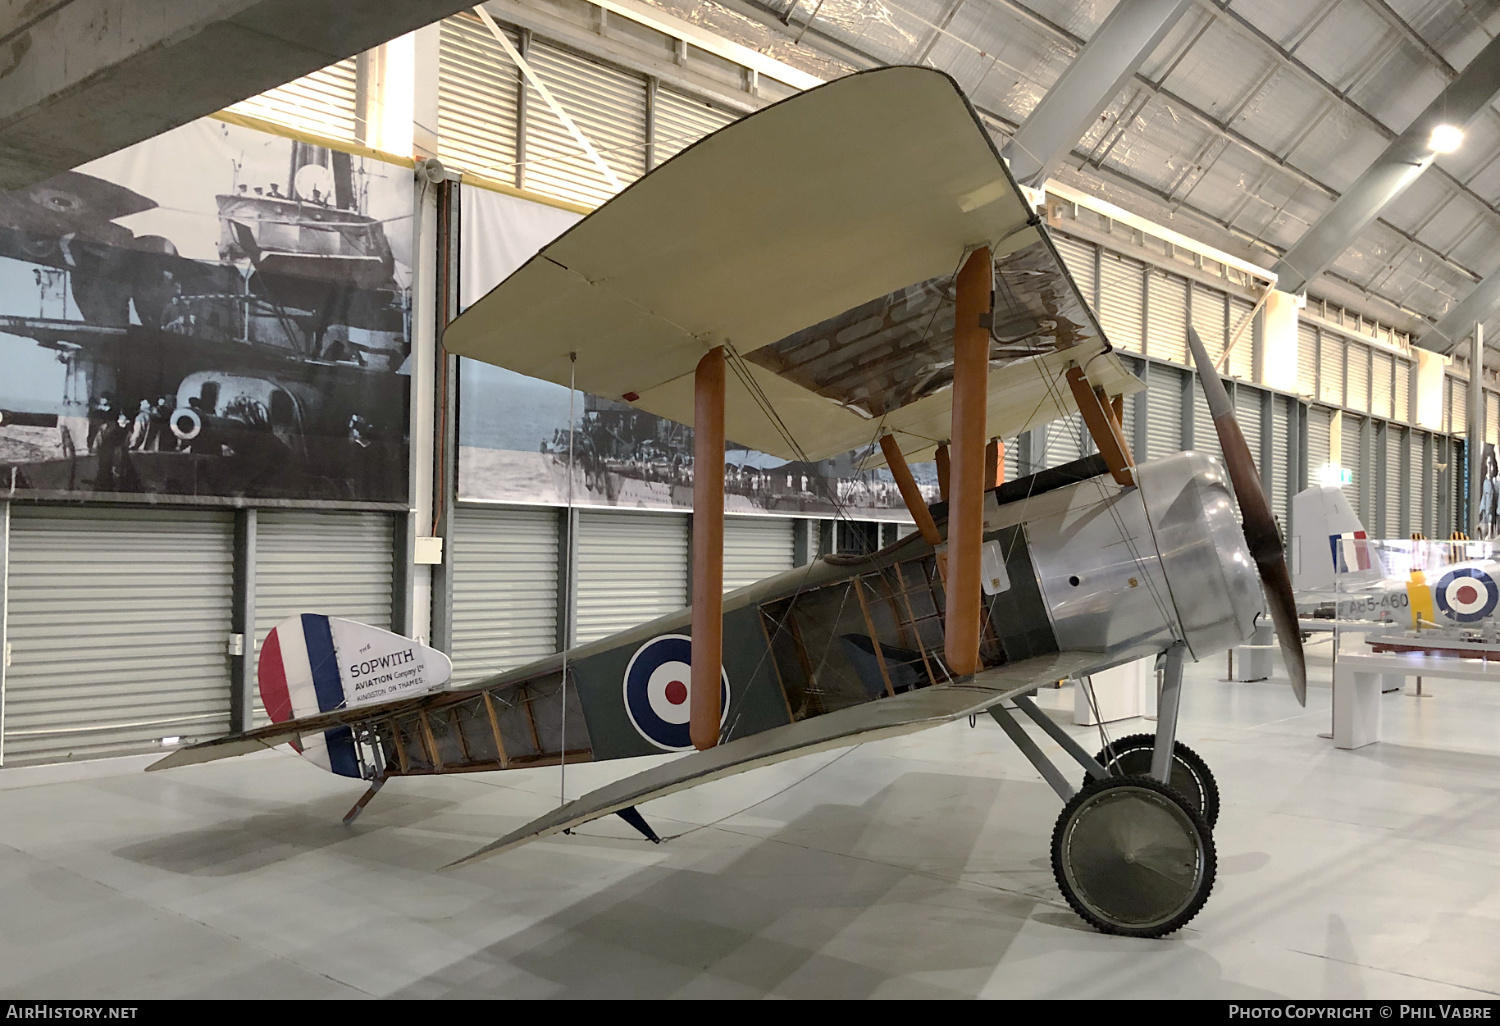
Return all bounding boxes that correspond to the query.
[1085,734,1220,830]
[1051,774,1217,938]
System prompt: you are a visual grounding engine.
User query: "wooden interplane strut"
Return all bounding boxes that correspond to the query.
[944,246,991,677]
[879,433,941,547]
[692,346,726,751]
[1065,366,1135,486]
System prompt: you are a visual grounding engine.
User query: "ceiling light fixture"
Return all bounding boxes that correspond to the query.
[1429,123,1465,154]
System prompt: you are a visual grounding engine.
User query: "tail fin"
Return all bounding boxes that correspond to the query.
[1290,485,1383,595]
[259,614,452,778]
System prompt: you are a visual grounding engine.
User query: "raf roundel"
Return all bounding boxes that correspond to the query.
[1435,567,1500,623]
[622,635,730,751]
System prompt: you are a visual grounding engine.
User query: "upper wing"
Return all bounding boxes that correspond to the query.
[443,66,1139,463]
[444,650,1103,868]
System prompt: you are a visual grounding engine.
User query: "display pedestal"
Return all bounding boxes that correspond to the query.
[1074,656,1157,726]
[1334,648,1500,748]
[1230,622,1276,681]
[1332,656,1383,750]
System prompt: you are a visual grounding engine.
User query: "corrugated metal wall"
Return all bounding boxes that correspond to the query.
[1147,270,1189,364]
[1297,322,1318,398]
[438,17,522,185]
[1272,395,1291,531]
[1146,364,1184,460]
[1319,333,1344,407]
[4,509,233,766]
[1347,345,1370,413]
[523,42,647,207]
[227,59,359,142]
[1307,406,1332,477]
[1190,284,1227,368]
[1054,235,1096,309]
[653,87,736,166]
[1098,252,1144,352]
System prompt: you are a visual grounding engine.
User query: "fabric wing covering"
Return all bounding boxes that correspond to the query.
[443,65,1140,464]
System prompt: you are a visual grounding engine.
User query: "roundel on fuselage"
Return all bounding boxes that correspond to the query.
[621,635,729,751]
[1435,567,1500,623]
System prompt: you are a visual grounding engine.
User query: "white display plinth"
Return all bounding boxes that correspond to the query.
[1074,656,1157,726]
[1334,648,1500,749]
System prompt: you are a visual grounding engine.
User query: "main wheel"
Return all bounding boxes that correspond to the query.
[1084,734,1220,829]
[1051,775,1216,938]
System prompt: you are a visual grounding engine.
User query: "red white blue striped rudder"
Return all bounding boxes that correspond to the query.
[257,614,453,778]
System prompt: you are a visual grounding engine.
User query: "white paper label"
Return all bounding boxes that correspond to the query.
[980,538,1010,596]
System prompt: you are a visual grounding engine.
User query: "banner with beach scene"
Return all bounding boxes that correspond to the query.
[456,187,932,519]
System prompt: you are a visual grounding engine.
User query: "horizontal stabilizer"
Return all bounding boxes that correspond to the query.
[444,650,1101,868]
[145,688,450,772]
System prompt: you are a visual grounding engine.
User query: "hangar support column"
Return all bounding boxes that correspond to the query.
[1470,325,1485,537]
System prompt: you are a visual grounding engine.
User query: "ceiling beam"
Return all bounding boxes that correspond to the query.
[0,0,477,190]
[1421,270,1500,354]
[1271,30,1500,295]
[1001,0,1193,186]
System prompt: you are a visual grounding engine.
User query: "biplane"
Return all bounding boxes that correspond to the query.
[148,66,1308,939]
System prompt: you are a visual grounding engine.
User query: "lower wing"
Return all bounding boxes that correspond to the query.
[444,650,1103,868]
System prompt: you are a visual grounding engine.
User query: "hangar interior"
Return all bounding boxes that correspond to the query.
[3,0,1500,1000]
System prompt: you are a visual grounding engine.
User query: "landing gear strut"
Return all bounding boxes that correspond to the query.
[988,643,1216,937]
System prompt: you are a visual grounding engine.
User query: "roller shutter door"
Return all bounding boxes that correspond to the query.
[1146,364,1184,461]
[438,16,522,184]
[1346,344,1370,413]
[1345,416,1366,523]
[575,510,687,644]
[523,42,647,207]
[1297,322,1318,398]
[1395,358,1411,422]
[227,58,358,142]
[1272,395,1291,533]
[724,517,795,591]
[1410,432,1429,537]
[252,511,394,726]
[1438,436,1460,537]
[1488,391,1500,444]
[1190,284,1227,368]
[1308,406,1332,479]
[1229,298,1255,381]
[1002,436,1020,482]
[1054,235,1096,311]
[1319,333,1344,407]
[1385,428,1404,537]
[449,507,558,686]
[4,509,233,766]
[653,87,737,166]
[1371,351,1394,420]
[1234,386,1263,483]
[1098,253,1144,352]
[1147,270,1189,365]
[1191,376,1221,461]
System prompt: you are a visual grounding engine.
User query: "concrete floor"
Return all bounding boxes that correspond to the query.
[3,637,1500,999]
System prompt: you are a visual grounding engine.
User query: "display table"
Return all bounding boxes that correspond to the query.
[1334,644,1500,749]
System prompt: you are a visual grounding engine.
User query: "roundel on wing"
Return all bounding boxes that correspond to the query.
[622,635,729,751]
[1435,567,1500,623]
